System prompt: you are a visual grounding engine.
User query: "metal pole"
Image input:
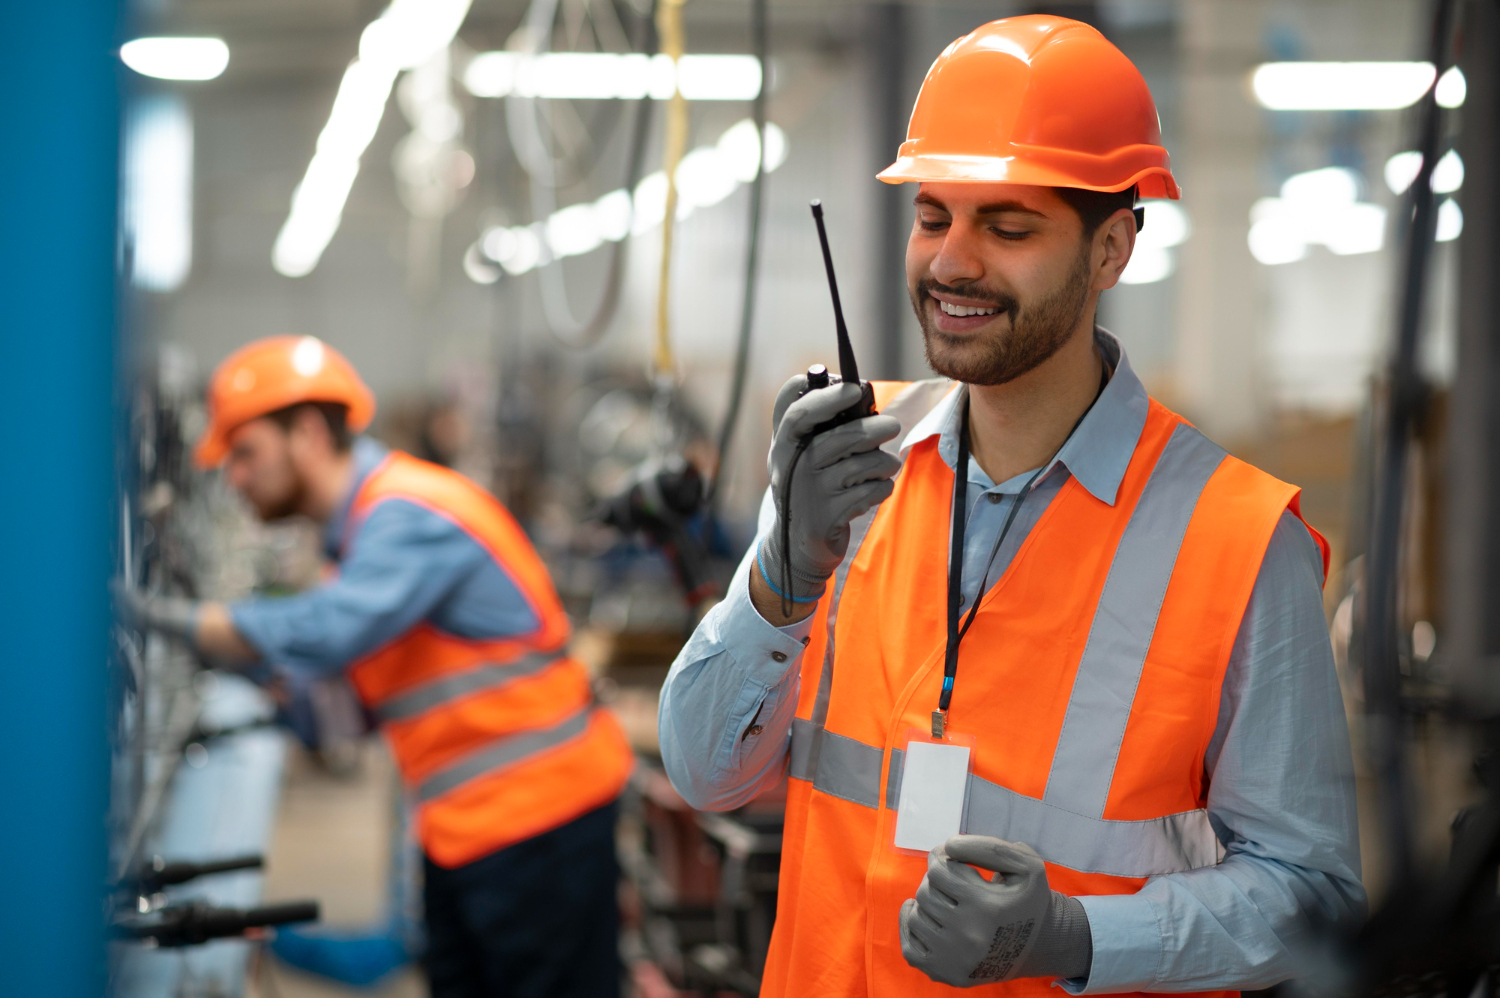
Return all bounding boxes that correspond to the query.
[1360,0,1457,887]
[870,2,907,380]
[1448,0,1500,705]
[0,2,119,993]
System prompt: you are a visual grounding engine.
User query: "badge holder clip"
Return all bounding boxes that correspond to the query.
[889,722,976,857]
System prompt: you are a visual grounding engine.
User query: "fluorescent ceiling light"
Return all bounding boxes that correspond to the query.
[1435,65,1466,108]
[474,118,786,280]
[1248,166,1387,264]
[120,37,229,81]
[273,0,473,277]
[1136,202,1190,250]
[1384,148,1463,195]
[1118,246,1173,285]
[123,97,193,291]
[1436,198,1463,242]
[1252,61,1436,111]
[463,52,761,101]
[1117,203,1191,285]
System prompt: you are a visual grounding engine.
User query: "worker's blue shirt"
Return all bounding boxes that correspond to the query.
[231,438,540,677]
[658,331,1365,992]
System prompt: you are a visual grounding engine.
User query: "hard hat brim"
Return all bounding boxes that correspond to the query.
[877,153,1181,200]
[194,428,231,469]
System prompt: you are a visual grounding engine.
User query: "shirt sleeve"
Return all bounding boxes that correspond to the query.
[229,498,540,678]
[1069,510,1367,993]
[659,489,815,811]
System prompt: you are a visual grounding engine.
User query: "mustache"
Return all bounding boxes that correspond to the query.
[916,278,1021,322]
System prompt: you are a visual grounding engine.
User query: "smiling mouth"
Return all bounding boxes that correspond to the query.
[936,300,1000,317]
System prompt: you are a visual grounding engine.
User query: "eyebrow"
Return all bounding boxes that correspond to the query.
[913,193,1049,218]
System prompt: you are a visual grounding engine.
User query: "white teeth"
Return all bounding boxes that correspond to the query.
[937,299,999,317]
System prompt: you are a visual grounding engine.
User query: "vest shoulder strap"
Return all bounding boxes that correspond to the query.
[349,452,571,635]
[871,378,955,456]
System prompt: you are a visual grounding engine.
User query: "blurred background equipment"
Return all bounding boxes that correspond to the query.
[7,0,1500,994]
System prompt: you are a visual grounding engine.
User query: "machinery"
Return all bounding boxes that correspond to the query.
[107,351,320,997]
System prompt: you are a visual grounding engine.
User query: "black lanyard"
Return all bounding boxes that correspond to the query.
[934,367,1110,739]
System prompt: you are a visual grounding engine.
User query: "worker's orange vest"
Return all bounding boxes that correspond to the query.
[343,452,634,868]
[762,382,1329,998]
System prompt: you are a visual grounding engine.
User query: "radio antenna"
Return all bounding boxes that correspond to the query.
[810,200,860,385]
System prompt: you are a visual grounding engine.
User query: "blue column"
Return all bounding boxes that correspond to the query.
[0,2,119,993]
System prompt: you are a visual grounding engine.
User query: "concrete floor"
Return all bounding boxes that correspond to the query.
[247,740,425,998]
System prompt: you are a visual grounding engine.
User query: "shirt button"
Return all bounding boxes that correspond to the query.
[800,636,811,646]
[771,651,788,663]
[746,725,764,737]
[987,492,1003,504]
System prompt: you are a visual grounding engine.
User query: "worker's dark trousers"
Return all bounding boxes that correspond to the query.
[422,800,621,998]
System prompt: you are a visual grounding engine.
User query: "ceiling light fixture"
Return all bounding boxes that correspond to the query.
[120,37,230,81]
[272,0,473,277]
[463,52,762,101]
[1252,61,1437,111]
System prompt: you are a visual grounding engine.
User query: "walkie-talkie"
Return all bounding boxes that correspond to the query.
[768,201,881,617]
[802,200,878,427]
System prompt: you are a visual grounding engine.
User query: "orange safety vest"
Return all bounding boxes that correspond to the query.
[762,381,1328,998]
[343,452,634,868]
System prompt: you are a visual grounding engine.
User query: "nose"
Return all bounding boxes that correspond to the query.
[928,219,985,288]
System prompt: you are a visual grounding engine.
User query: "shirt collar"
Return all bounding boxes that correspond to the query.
[322,436,390,558]
[898,327,1150,506]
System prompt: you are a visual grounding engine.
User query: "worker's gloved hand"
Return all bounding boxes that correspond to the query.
[900,835,1092,987]
[111,581,200,645]
[758,376,902,603]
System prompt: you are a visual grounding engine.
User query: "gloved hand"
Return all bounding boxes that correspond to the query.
[112,581,200,645]
[900,835,1092,986]
[757,376,902,603]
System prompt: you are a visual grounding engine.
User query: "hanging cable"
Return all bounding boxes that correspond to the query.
[1356,0,1458,890]
[506,0,657,347]
[653,0,690,382]
[707,0,769,511]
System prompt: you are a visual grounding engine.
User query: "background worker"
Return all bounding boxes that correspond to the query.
[120,335,634,998]
[659,15,1364,996]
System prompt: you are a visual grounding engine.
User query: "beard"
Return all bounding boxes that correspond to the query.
[254,483,306,522]
[912,245,1093,386]
[248,459,308,521]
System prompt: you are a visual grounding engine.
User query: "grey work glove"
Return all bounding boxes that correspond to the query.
[111,581,200,645]
[900,835,1092,986]
[757,376,902,602]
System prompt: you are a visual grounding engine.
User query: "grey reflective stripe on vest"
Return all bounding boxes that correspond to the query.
[417,707,591,802]
[373,651,564,724]
[789,717,883,808]
[1042,423,1226,818]
[789,732,1220,876]
[887,747,1221,875]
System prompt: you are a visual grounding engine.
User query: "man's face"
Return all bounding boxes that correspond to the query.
[906,183,1106,386]
[223,417,306,521]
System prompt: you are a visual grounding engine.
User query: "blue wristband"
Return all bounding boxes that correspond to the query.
[755,543,826,604]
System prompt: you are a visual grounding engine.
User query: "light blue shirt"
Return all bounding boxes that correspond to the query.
[658,332,1365,992]
[231,438,541,678]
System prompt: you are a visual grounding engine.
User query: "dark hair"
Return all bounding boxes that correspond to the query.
[265,401,354,452]
[1054,186,1140,237]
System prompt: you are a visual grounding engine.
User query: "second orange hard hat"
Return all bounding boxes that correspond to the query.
[195,336,376,468]
[878,15,1180,199]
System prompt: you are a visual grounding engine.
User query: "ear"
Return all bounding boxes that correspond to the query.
[289,406,333,454]
[1091,207,1137,292]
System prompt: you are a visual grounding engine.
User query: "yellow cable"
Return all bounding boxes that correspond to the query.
[654,0,688,379]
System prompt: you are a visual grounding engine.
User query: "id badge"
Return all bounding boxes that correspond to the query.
[890,728,975,855]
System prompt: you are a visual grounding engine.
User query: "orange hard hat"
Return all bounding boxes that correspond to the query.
[194,336,376,468]
[878,15,1180,199]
